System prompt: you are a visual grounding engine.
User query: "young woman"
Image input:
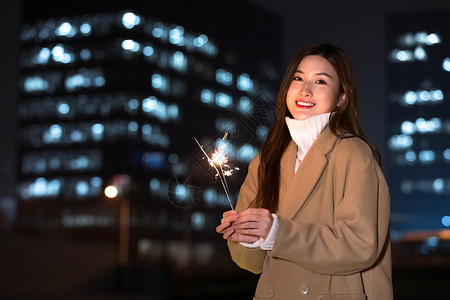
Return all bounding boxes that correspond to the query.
[216,43,393,299]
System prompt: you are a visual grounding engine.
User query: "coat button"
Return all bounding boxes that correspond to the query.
[265,289,274,298]
[300,284,310,295]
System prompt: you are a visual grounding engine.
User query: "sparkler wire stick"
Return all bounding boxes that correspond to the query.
[195,138,235,210]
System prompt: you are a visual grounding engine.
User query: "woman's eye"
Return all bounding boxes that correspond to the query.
[293,76,303,81]
[316,79,327,85]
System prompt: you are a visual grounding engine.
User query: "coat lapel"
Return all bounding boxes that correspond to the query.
[277,126,338,220]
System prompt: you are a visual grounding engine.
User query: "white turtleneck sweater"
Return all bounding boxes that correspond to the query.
[240,112,331,249]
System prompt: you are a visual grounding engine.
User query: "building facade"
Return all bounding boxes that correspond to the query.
[17,0,281,275]
[386,11,450,239]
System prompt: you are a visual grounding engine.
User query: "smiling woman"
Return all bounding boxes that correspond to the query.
[216,42,393,300]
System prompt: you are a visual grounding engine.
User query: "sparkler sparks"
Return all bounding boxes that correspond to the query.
[195,134,237,210]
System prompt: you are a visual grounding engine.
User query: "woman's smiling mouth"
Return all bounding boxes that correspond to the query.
[295,101,315,108]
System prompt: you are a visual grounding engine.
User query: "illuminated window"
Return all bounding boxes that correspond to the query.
[443,57,450,72]
[191,212,205,230]
[216,69,233,86]
[215,92,232,108]
[388,134,413,150]
[55,22,76,38]
[170,51,187,73]
[194,34,208,47]
[256,125,269,141]
[401,121,416,135]
[237,73,254,92]
[121,39,141,52]
[80,23,92,34]
[237,144,258,162]
[238,96,252,114]
[418,150,435,163]
[444,149,450,161]
[121,12,141,29]
[151,73,169,95]
[169,25,186,46]
[200,89,214,104]
[152,22,165,39]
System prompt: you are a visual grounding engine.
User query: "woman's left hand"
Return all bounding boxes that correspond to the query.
[233,208,273,239]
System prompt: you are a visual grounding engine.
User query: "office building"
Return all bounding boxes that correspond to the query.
[16,0,281,275]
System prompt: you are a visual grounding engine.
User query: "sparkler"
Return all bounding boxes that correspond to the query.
[195,133,238,210]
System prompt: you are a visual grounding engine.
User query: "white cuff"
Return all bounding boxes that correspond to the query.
[239,214,279,250]
[240,237,263,248]
[260,214,278,250]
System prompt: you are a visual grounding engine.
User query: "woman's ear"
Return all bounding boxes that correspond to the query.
[337,94,346,107]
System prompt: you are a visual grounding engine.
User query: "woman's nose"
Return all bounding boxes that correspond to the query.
[299,82,312,96]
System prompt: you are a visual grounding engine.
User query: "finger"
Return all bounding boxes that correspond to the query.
[216,221,231,233]
[222,227,235,240]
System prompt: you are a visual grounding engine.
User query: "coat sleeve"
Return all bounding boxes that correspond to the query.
[269,140,390,276]
[227,155,267,274]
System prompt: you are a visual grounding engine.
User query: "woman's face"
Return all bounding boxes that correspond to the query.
[286,55,344,120]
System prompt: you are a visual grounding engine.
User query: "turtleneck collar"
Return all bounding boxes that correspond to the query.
[285,112,331,172]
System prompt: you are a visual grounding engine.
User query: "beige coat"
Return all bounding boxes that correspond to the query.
[228,126,393,300]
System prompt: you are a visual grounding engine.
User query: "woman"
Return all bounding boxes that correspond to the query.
[216,42,393,299]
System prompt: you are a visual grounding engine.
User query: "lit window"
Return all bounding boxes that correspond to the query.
[203,188,217,207]
[152,22,164,39]
[170,51,187,73]
[76,181,89,197]
[414,46,427,61]
[237,73,254,92]
[442,216,450,227]
[121,12,141,29]
[391,49,413,62]
[388,135,413,150]
[425,33,440,45]
[216,92,232,108]
[37,48,51,64]
[128,121,139,132]
[237,144,258,162]
[194,34,208,47]
[91,123,104,140]
[143,46,154,57]
[444,149,450,161]
[80,23,92,34]
[191,212,205,230]
[80,49,91,60]
[169,25,186,46]
[56,22,76,38]
[200,89,214,104]
[433,178,444,193]
[401,121,416,135]
[149,178,160,191]
[238,96,252,114]
[57,102,70,115]
[256,125,269,140]
[216,69,233,86]
[418,150,435,163]
[151,73,167,90]
[443,57,450,72]
[405,150,416,163]
[121,39,140,52]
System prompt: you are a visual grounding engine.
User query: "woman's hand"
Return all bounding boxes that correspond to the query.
[216,210,260,243]
[233,208,273,239]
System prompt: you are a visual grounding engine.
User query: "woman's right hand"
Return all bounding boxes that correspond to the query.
[216,210,260,243]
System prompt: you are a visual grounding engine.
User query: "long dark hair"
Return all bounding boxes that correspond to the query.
[252,42,379,213]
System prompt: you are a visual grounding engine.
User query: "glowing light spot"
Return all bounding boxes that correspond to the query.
[442,216,450,227]
[122,12,141,29]
[104,185,118,198]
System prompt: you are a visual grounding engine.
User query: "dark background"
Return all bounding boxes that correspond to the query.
[1,0,450,299]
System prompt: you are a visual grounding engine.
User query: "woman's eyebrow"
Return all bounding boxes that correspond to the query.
[295,70,334,79]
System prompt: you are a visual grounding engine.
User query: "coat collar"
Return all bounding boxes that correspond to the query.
[277,126,339,220]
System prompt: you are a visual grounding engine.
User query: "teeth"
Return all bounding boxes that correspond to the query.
[296,101,314,107]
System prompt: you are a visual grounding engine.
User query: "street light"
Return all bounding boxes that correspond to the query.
[105,185,129,266]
